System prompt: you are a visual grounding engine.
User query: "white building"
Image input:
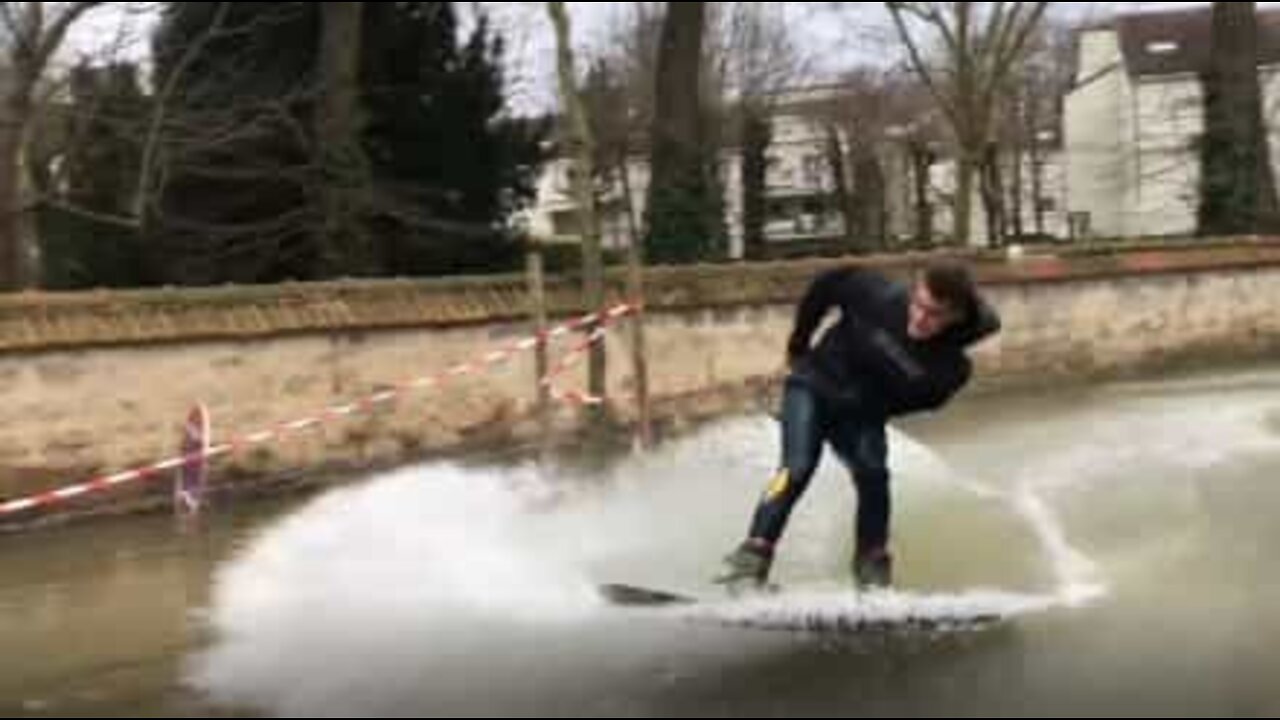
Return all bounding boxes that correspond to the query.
[518,86,872,259]
[1065,7,1280,239]
[923,140,1070,246]
[519,83,1071,256]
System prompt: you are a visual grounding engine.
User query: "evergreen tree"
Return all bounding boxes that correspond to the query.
[152,2,546,284]
[1198,2,1279,235]
[645,1,726,264]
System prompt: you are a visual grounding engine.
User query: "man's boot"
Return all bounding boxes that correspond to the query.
[715,540,773,590]
[853,547,893,590]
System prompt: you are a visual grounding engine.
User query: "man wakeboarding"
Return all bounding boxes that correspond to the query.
[717,259,1001,591]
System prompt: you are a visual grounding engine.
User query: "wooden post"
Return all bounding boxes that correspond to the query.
[527,246,551,438]
[626,237,653,449]
[547,1,607,423]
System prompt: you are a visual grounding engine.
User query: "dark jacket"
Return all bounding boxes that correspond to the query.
[786,266,1001,419]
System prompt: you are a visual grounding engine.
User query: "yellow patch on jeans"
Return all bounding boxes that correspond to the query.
[764,468,791,502]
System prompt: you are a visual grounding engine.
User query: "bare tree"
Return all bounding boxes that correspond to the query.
[547,1,607,410]
[811,70,917,251]
[31,3,242,276]
[0,1,107,289]
[568,3,661,254]
[577,58,642,251]
[803,67,937,252]
[885,2,1050,246]
[600,2,665,134]
[26,57,152,290]
[134,2,231,236]
[18,3,270,284]
[996,11,1075,242]
[722,2,803,260]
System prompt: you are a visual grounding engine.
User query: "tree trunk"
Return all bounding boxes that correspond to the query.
[912,143,934,247]
[1010,99,1027,241]
[527,248,551,444]
[0,1,106,290]
[548,1,607,408]
[646,1,714,263]
[1199,1,1279,234]
[0,78,37,290]
[980,142,1005,247]
[624,187,651,449]
[611,134,651,446]
[1010,150,1025,241]
[823,124,857,251]
[741,105,770,260]
[954,150,976,246]
[853,151,887,251]
[1028,93,1047,237]
[617,156,641,252]
[316,2,371,274]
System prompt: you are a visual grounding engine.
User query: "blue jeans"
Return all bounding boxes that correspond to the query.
[747,377,890,555]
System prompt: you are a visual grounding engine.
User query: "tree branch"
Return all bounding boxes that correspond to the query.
[995,2,1050,76]
[0,3,28,53]
[34,2,106,72]
[885,2,960,127]
[38,194,141,229]
[137,1,233,222]
[893,2,962,56]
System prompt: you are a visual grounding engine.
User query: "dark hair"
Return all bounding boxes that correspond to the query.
[921,260,977,319]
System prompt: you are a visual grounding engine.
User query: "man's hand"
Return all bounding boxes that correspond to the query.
[786,334,809,369]
[785,345,807,374]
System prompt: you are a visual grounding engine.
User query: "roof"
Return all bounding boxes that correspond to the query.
[1114,6,1280,77]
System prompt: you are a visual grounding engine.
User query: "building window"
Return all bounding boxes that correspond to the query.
[802,155,825,188]
[1068,211,1092,240]
[557,166,581,193]
[766,199,789,222]
[551,210,580,237]
[775,161,795,186]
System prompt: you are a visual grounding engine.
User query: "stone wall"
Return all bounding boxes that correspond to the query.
[4,238,1280,522]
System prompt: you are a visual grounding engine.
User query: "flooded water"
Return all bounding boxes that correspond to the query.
[4,366,1280,717]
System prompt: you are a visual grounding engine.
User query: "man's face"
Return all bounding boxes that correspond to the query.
[907,282,960,340]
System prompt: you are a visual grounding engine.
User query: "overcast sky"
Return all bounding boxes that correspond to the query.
[478,2,1219,113]
[59,2,1229,113]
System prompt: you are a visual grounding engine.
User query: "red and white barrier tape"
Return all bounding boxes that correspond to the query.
[541,325,610,407]
[552,388,606,408]
[0,302,639,518]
